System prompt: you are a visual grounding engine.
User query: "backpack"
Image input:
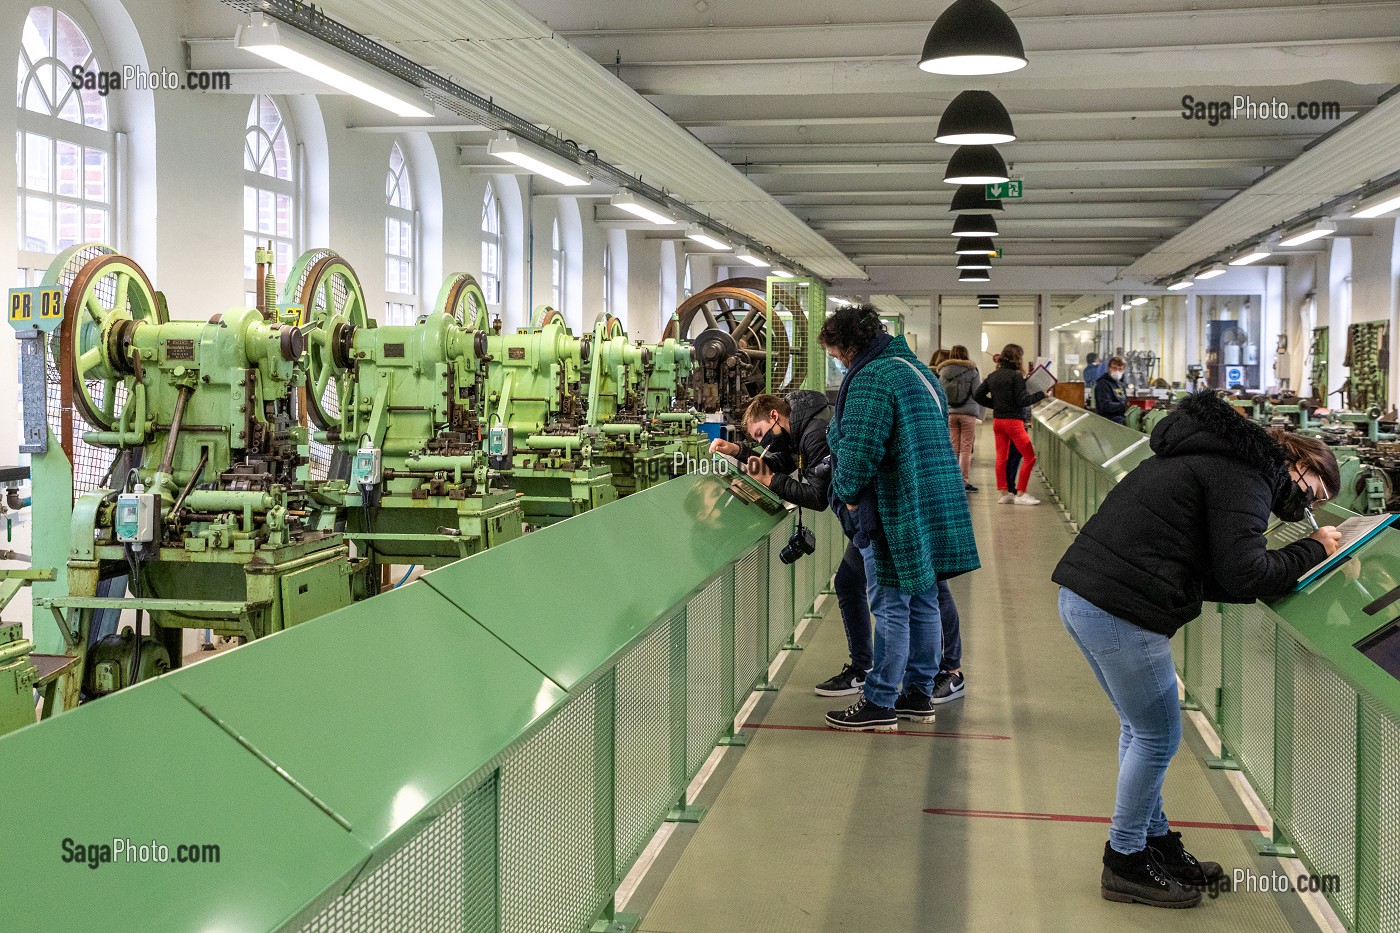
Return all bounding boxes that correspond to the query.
[941,365,975,407]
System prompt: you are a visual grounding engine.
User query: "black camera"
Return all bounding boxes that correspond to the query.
[779,521,816,564]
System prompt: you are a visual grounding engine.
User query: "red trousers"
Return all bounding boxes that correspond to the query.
[993,418,1036,493]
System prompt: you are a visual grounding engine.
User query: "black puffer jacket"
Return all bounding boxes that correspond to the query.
[974,364,1045,420]
[737,389,832,510]
[1052,391,1326,636]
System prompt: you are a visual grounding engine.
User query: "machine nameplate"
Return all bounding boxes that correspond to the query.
[508,347,525,360]
[384,343,405,358]
[165,338,195,361]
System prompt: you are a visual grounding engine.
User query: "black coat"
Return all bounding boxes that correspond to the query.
[1094,374,1128,420]
[1051,391,1327,637]
[737,389,832,510]
[974,365,1045,420]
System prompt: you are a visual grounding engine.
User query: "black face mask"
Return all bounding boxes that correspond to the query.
[1272,473,1314,523]
[759,424,797,474]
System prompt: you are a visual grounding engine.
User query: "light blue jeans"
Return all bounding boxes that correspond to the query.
[861,545,942,707]
[1058,587,1179,854]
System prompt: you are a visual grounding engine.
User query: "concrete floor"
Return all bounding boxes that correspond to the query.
[627,434,1323,933]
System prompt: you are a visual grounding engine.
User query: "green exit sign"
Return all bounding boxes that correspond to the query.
[985,181,1024,200]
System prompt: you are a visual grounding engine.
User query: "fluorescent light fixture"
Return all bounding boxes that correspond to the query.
[1167,278,1193,291]
[685,225,731,250]
[735,250,770,268]
[770,266,795,278]
[1351,189,1400,219]
[1129,297,1149,306]
[1229,248,1271,266]
[611,189,675,226]
[1194,263,1228,281]
[1278,219,1336,247]
[235,14,432,118]
[1120,303,1131,311]
[486,131,589,187]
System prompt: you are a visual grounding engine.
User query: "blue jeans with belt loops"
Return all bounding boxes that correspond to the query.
[1058,587,1179,854]
[861,545,942,708]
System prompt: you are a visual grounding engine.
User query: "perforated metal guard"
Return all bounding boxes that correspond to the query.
[733,544,766,708]
[1182,604,1223,724]
[1274,634,1356,925]
[299,775,499,933]
[685,575,732,776]
[768,513,795,651]
[1236,604,1277,807]
[500,681,610,933]
[1357,696,1400,933]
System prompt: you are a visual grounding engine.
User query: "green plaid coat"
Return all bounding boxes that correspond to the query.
[828,336,980,593]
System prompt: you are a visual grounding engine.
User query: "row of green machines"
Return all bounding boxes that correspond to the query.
[2,243,709,736]
[1033,398,1399,933]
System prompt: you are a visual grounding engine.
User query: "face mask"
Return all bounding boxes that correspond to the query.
[759,424,797,473]
[1272,474,1314,523]
[1110,370,1124,381]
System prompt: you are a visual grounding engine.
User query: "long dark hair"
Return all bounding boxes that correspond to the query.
[999,343,1025,371]
[1269,429,1342,499]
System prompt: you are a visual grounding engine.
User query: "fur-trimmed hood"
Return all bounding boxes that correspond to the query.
[1150,391,1285,474]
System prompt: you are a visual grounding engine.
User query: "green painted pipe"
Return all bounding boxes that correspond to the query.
[524,435,582,451]
[599,424,642,436]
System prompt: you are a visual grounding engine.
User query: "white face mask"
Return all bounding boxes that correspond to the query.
[1110,370,1124,381]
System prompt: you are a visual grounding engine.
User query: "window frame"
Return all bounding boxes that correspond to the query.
[383,141,417,324]
[481,182,502,308]
[242,94,298,299]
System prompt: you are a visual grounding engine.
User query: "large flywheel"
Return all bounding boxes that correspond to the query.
[286,249,368,431]
[435,273,489,329]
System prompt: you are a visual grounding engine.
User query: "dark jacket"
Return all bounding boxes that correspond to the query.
[974,364,1045,420]
[1052,391,1327,637]
[828,335,979,592]
[1094,374,1128,422]
[737,389,831,510]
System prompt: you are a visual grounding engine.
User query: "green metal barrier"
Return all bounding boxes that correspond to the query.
[0,473,843,933]
[1032,400,1400,933]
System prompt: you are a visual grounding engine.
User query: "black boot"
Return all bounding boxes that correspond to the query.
[1101,842,1202,908]
[1147,830,1223,885]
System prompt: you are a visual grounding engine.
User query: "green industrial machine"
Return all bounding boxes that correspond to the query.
[288,257,525,579]
[1310,325,1329,401]
[5,244,358,731]
[1344,320,1389,412]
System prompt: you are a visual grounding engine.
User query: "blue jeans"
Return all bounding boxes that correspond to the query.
[838,543,962,673]
[1058,587,1179,853]
[861,545,942,707]
[1005,444,1022,494]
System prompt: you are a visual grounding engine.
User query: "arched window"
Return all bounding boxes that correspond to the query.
[243,95,297,296]
[384,141,416,325]
[551,217,566,311]
[603,243,614,313]
[16,5,112,275]
[481,182,502,307]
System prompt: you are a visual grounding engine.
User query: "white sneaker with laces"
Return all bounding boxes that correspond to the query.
[1014,493,1041,506]
[997,493,1015,504]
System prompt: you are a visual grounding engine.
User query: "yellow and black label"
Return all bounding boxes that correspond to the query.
[8,286,62,330]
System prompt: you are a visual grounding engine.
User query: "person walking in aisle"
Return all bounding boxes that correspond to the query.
[820,304,978,731]
[1053,391,1341,908]
[974,343,1045,505]
[1094,355,1129,425]
[938,345,982,492]
[1082,352,1105,410]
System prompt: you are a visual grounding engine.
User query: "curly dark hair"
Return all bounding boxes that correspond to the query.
[819,304,884,356]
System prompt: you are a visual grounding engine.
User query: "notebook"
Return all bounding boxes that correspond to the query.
[1025,362,1057,395]
[1295,513,1398,590]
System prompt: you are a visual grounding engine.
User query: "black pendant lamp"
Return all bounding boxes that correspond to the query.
[959,268,992,283]
[943,145,1010,185]
[955,237,997,256]
[957,255,992,270]
[952,214,999,237]
[919,0,1029,76]
[936,90,1016,145]
[978,294,1000,309]
[950,184,1003,213]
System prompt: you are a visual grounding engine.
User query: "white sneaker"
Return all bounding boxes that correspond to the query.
[997,493,1015,504]
[1013,493,1041,506]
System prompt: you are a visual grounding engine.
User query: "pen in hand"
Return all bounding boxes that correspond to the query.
[1304,507,1319,531]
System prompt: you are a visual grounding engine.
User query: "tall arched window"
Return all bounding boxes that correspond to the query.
[551,217,566,311]
[17,5,112,278]
[384,141,416,325]
[603,243,614,313]
[243,95,297,296]
[481,183,502,307]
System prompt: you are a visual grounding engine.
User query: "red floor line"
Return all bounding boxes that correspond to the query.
[742,723,1011,740]
[924,808,1266,832]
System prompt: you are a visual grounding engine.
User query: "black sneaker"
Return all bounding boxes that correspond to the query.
[965,483,978,492]
[825,697,897,732]
[931,670,965,705]
[1101,842,1202,908]
[814,664,867,697]
[1147,831,1223,886]
[894,690,936,724]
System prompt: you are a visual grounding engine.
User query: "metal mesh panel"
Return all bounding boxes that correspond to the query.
[1235,603,1277,806]
[733,545,766,706]
[1357,696,1400,933]
[299,775,499,933]
[1183,604,1222,724]
[793,535,816,623]
[686,575,731,775]
[768,515,795,651]
[1218,604,1245,752]
[1274,634,1356,925]
[614,618,683,877]
[500,682,609,933]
